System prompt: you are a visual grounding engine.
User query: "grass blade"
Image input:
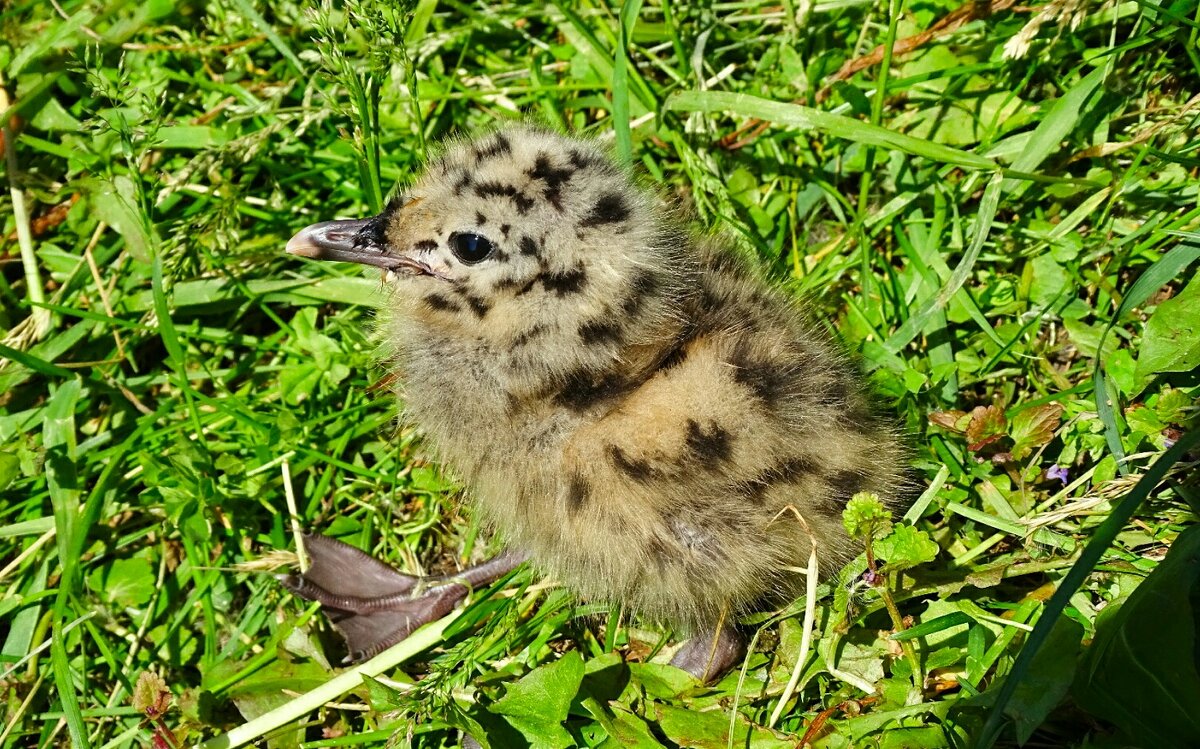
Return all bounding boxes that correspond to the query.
[664,90,998,171]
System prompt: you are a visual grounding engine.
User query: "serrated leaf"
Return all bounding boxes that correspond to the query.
[965,405,1007,451]
[132,671,170,717]
[1125,404,1166,438]
[875,525,940,570]
[842,493,892,540]
[928,410,969,433]
[1137,276,1200,380]
[1155,388,1193,425]
[490,651,584,749]
[1009,403,1063,459]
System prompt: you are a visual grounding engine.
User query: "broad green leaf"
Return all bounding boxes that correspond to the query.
[87,557,155,608]
[627,661,696,699]
[1073,524,1200,749]
[979,431,1200,747]
[879,726,953,749]
[1065,317,1121,359]
[490,651,584,749]
[655,703,792,749]
[1136,275,1200,380]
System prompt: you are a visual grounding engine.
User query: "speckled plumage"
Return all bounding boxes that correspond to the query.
[285,126,905,668]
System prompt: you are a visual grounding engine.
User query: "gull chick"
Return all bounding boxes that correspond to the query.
[282,126,905,681]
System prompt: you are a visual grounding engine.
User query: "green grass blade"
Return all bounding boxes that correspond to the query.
[664,90,998,171]
[612,0,644,167]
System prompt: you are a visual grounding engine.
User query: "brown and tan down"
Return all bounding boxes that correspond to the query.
[375,127,905,634]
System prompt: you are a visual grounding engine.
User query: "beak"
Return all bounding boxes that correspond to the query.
[286,218,395,270]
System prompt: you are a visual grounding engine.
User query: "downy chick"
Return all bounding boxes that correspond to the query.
[283,126,905,682]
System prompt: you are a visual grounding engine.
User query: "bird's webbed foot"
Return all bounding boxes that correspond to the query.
[279,533,524,662]
[669,623,747,684]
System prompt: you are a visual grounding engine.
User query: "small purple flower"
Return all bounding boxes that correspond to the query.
[1046,465,1070,485]
[862,569,882,586]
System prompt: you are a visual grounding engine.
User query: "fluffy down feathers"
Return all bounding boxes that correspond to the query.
[364,126,905,633]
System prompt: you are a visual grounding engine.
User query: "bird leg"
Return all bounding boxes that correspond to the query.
[669,622,747,684]
[278,533,525,662]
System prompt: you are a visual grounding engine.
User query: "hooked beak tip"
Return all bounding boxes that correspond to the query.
[285,227,323,258]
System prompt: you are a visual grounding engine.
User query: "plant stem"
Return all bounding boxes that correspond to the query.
[879,577,923,692]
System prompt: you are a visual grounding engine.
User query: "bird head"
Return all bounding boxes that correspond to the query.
[287,127,695,391]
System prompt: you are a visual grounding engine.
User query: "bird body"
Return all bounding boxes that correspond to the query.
[286,126,905,674]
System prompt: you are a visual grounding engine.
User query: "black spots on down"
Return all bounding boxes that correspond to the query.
[474,182,534,214]
[500,223,512,239]
[684,419,733,464]
[412,239,439,252]
[453,171,473,196]
[511,324,547,347]
[607,444,656,482]
[553,369,628,412]
[569,148,611,173]
[824,469,868,515]
[463,293,490,319]
[578,319,624,346]
[656,338,691,372]
[580,192,630,228]
[381,194,408,224]
[540,265,588,296]
[424,294,461,313]
[743,456,819,504]
[527,152,575,211]
[816,377,852,407]
[519,235,540,258]
[730,339,791,409]
[622,268,659,316]
[475,211,487,226]
[566,473,591,511]
[492,274,532,293]
[473,133,512,162]
[447,281,490,318]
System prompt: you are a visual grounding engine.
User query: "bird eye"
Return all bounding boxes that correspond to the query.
[450,232,495,264]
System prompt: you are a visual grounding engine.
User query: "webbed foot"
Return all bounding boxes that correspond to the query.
[669,623,746,684]
[279,533,524,662]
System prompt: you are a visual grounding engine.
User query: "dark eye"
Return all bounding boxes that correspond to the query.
[450,232,495,264]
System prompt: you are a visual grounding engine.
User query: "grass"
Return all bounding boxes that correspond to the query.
[2,0,1199,747]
